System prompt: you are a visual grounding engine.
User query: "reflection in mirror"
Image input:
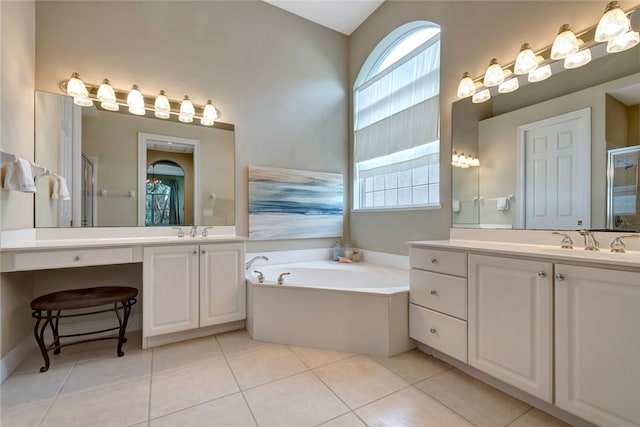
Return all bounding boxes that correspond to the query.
[452,43,640,231]
[35,91,235,228]
[146,160,186,226]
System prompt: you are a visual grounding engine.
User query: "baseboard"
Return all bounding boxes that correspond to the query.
[142,320,245,349]
[0,314,141,384]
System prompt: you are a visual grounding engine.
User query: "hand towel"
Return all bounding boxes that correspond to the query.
[3,158,36,192]
[496,197,509,211]
[58,176,71,200]
[51,175,71,200]
[452,199,461,213]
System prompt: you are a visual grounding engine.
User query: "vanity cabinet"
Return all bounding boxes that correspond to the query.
[468,255,553,402]
[143,242,245,338]
[409,247,468,363]
[555,264,640,427]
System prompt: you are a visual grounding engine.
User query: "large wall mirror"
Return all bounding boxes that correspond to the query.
[35,91,235,228]
[452,43,640,231]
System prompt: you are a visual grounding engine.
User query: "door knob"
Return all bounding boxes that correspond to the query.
[555,273,565,281]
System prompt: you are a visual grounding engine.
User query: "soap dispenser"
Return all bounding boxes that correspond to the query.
[332,242,341,261]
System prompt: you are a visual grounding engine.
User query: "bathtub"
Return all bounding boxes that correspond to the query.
[246,260,414,357]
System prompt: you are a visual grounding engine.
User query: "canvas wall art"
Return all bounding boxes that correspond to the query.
[248,165,343,240]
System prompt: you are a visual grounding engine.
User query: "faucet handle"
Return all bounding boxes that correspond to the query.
[253,270,265,283]
[551,231,573,249]
[610,234,640,253]
[172,227,184,238]
[202,226,214,237]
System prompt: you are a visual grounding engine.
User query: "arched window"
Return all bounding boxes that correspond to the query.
[353,21,440,210]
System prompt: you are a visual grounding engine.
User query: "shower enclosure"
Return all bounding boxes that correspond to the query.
[607,145,640,230]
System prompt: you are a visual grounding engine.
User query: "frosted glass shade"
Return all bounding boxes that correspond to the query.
[564,49,592,69]
[67,73,88,98]
[551,25,579,59]
[498,78,519,94]
[607,31,639,53]
[154,90,171,119]
[179,96,195,123]
[483,59,504,87]
[73,97,93,107]
[472,89,491,103]
[97,79,116,103]
[514,44,538,75]
[201,100,218,126]
[595,1,630,42]
[100,102,119,111]
[457,72,476,98]
[528,64,552,83]
[127,85,145,108]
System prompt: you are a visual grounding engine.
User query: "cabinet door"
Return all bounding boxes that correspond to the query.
[143,245,199,337]
[555,264,640,427]
[468,254,552,402]
[199,243,246,327]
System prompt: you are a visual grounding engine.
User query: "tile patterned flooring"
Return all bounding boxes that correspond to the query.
[0,330,571,427]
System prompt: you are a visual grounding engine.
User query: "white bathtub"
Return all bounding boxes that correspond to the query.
[246,260,414,357]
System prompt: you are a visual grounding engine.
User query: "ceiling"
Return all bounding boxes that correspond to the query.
[263,0,384,35]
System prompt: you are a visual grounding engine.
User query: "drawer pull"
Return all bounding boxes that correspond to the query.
[430,290,438,295]
[537,271,546,278]
[430,328,437,334]
[555,273,565,281]
[430,258,438,264]
[73,256,80,261]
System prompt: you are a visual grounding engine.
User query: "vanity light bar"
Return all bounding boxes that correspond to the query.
[59,74,222,126]
[457,2,640,102]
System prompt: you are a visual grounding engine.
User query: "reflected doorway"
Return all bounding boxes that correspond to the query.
[146,161,185,226]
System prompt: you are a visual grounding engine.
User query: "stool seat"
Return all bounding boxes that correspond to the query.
[31,286,138,311]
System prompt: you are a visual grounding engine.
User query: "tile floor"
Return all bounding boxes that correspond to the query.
[1,330,571,427]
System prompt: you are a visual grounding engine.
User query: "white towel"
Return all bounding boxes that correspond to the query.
[496,197,509,211]
[3,158,36,192]
[51,175,71,200]
[452,199,461,213]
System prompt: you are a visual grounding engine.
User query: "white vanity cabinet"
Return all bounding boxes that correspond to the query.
[409,247,468,363]
[143,242,245,338]
[468,254,553,402]
[555,264,640,427]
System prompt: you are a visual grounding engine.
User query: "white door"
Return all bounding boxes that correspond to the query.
[199,242,246,327]
[468,254,553,402]
[517,108,591,229]
[555,264,640,427]
[143,245,199,337]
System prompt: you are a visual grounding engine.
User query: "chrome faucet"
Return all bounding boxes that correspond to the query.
[277,272,290,285]
[246,255,268,270]
[551,231,573,249]
[172,227,184,238]
[610,234,640,253]
[202,226,214,237]
[190,225,198,237]
[578,230,599,251]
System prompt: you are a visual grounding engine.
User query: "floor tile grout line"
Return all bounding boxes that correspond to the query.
[286,344,359,370]
[412,380,483,427]
[237,365,311,393]
[146,391,247,424]
[147,347,155,426]
[36,359,77,427]
[504,406,535,427]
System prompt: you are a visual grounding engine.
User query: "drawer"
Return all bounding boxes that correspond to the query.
[410,247,467,277]
[410,303,467,363]
[13,247,134,271]
[410,269,467,320]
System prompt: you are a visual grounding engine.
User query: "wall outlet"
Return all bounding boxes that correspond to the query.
[203,209,213,217]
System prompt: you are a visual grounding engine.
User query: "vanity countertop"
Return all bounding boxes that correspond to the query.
[410,239,640,269]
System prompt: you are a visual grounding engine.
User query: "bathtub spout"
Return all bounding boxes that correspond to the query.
[246,255,269,270]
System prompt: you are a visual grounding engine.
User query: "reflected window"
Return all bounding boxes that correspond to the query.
[145,160,185,226]
[353,22,441,210]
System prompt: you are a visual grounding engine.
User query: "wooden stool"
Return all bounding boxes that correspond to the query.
[30,286,138,372]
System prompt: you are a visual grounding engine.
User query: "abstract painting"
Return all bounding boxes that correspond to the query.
[248,165,343,240]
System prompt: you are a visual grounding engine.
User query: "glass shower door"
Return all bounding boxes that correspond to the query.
[607,146,640,230]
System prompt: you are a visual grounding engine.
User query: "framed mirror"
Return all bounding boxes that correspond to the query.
[452,43,640,231]
[34,91,235,228]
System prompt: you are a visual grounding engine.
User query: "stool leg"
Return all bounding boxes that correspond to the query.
[32,311,51,373]
[51,310,61,355]
[116,299,134,357]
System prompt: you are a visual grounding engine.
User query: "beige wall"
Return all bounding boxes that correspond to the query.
[607,94,629,149]
[628,105,640,146]
[349,1,633,254]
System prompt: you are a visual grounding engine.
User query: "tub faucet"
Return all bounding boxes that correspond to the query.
[246,255,268,270]
[190,225,198,237]
[579,230,599,251]
[277,272,290,285]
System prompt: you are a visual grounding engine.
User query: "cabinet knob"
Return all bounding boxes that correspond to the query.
[201,250,205,254]
[555,273,565,281]
[537,271,546,278]
[430,290,438,295]
[193,250,198,255]
[73,256,80,261]
[430,258,438,264]
[429,328,437,334]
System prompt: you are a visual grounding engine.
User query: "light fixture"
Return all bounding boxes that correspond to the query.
[472,89,491,103]
[179,95,195,123]
[66,72,88,98]
[452,151,460,165]
[457,72,476,98]
[154,90,171,119]
[97,79,118,111]
[127,85,146,115]
[483,58,505,87]
[73,96,94,107]
[595,1,630,42]
[564,48,592,69]
[528,64,552,83]
[551,24,579,59]
[452,151,480,168]
[514,43,539,75]
[470,157,480,167]
[607,30,640,52]
[201,100,218,126]
[146,163,162,191]
[498,78,519,94]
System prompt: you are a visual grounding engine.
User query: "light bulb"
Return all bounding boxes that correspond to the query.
[73,97,93,107]
[551,24,579,60]
[514,43,539,75]
[66,72,88,98]
[528,64,552,83]
[457,72,476,98]
[97,79,116,103]
[607,31,640,53]
[179,95,195,123]
[471,157,480,167]
[498,78,519,94]
[458,153,467,165]
[127,84,145,115]
[595,1,630,42]
[483,58,504,87]
[201,100,217,126]
[154,90,171,119]
[472,89,491,103]
[564,49,592,69]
